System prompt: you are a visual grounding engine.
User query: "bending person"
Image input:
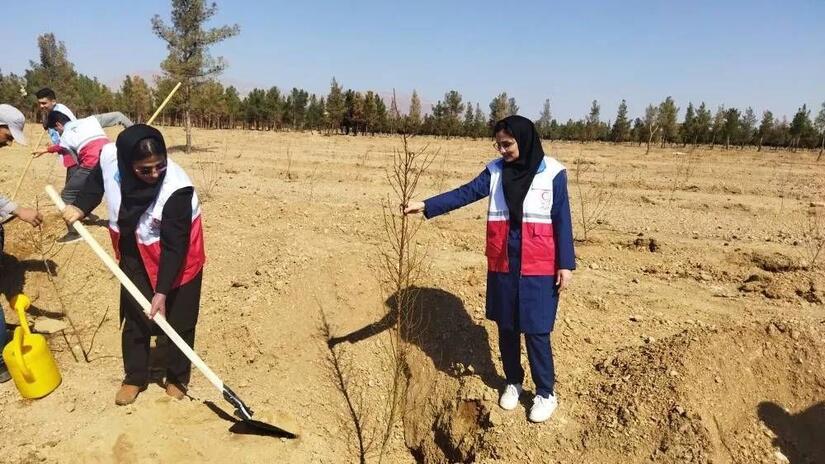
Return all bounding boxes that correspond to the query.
[62,125,206,405]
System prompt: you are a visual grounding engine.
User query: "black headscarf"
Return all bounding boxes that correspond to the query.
[115,124,167,231]
[498,115,545,226]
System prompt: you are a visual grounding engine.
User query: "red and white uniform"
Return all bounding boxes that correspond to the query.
[48,116,109,168]
[486,157,566,275]
[99,144,206,290]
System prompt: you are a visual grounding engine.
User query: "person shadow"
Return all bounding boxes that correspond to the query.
[758,401,825,463]
[0,253,59,306]
[327,286,501,391]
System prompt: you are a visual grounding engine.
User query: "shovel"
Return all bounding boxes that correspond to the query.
[44,185,298,438]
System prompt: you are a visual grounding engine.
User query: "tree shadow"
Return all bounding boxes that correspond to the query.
[758,401,825,464]
[328,286,501,391]
[27,303,65,319]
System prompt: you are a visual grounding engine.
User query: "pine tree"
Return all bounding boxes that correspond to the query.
[506,97,519,116]
[326,77,345,134]
[694,102,712,145]
[489,92,509,126]
[584,100,600,142]
[757,110,774,151]
[463,102,476,137]
[118,75,152,123]
[680,102,695,147]
[152,0,239,152]
[710,105,726,149]
[536,99,552,139]
[441,90,464,138]
[0,70,28,110]
[631,118,645,146]
[286,87,309,130]
[722,108,740,149]
[407,90,422,133]
[739,107,757,147]
[25,33,79,115]
[814,102,825,159]
[473,103,487,138]
[643,105,659,154]
[243,88,265,130]
[224,86,242,129]
[192,80,225,128]
[789,104,813,152]
[76,74,114,115]
[657,96,678,148]
[610,99,630,143]
[773,117,791,148]
[374,93,388,134]
[388,90,401,133]
[363,91,379,135]
[305,94,323,131]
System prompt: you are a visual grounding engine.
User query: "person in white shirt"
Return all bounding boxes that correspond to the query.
[33,111,111,243]
[35,87,133,146]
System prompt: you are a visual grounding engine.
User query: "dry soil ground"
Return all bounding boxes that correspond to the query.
[1,125,824,463]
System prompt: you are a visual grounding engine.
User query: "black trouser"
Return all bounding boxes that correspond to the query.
[62,166,93,233]
[122,319,196,386]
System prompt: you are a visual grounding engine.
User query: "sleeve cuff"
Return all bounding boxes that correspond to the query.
[422,199,433,219]
[0,200,18,218]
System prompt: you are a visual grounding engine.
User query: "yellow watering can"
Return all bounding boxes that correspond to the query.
[2,294,62,398]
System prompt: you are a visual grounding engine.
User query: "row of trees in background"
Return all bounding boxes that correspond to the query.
[2,33,824,154]
[550,97,825,154]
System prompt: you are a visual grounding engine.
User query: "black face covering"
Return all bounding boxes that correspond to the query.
[115,124,167,231]
[499,115,545,226]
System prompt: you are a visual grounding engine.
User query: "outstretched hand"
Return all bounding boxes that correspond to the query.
[402,201,425,215]
[13,207,43,227]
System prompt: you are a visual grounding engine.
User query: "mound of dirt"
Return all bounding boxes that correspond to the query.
[402,320,825,463]
[750,251,803,273]
[584,321,825,463]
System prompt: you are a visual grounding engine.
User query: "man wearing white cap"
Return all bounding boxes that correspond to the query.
[0,103,44,383]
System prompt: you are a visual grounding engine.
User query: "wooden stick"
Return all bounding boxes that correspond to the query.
[147,82,182,125]
[10,130,47,201]
[44,184,224,391]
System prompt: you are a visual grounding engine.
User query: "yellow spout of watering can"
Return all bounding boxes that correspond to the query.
[1,294,62,398]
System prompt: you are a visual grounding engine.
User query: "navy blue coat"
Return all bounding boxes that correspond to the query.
[424,159,575,334]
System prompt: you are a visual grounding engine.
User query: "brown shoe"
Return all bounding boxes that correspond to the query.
[115,384,144,406]
[165,382,187,400]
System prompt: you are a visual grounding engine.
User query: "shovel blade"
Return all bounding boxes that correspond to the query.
[222,385,299,438]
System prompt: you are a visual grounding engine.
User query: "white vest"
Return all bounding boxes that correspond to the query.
[99,143,201,237]
[61,116,106,154]
[487,156,565,225]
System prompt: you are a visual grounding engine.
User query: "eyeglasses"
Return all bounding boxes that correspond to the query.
[133,161,168,176]
[493,140,516,151]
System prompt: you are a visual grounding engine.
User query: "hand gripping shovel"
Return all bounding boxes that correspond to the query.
[45,185,297,438]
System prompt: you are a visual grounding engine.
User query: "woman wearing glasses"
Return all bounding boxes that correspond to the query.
[404,115,575,423]
[62,124,206,406]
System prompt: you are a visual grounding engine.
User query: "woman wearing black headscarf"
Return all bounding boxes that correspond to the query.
[63,124,206,406]
[404,115,575,423]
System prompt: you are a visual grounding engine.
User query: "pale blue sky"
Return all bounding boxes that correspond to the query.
[3,0,824,121]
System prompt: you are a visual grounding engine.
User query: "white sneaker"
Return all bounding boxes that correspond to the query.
[499,383,523,410]
[529,393,558,423]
